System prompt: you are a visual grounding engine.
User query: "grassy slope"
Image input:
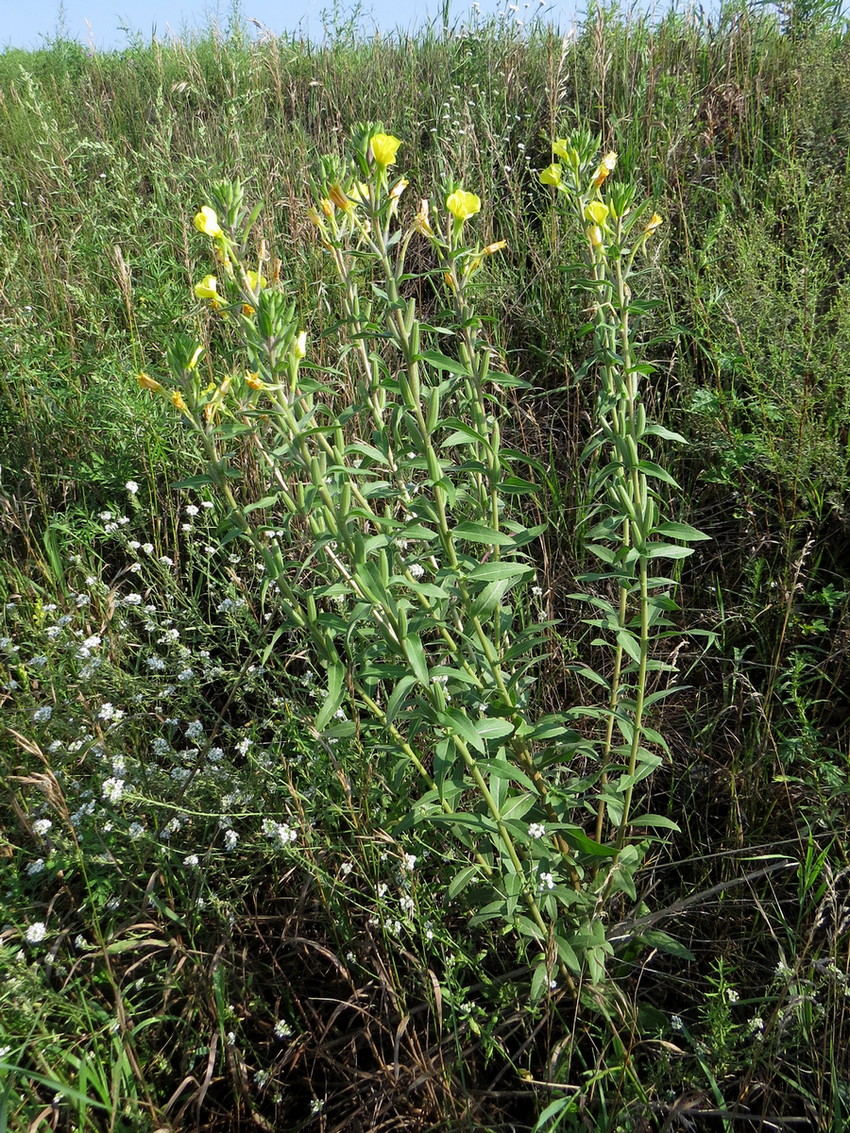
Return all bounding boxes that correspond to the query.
[0,3,849,1130]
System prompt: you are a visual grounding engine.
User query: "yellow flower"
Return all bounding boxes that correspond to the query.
[370,133,402,167]
[171,389,188,411]
[587,226,604,248]
[187,345,204,371]
[293,331,307,360]
[552,138,571,160]
[645,212,663,234]
[446,189,481,221]
[136,372,164,393]
[592,151,617,188]
[245,371,265,390]
[242,304,255,317]
[539,163,562,187]
[307,206,325,227]
[194,206,223,238]
[484,240,507,255]
[193,274,218,301]
[584,200,610,226]
[245,270,266,293]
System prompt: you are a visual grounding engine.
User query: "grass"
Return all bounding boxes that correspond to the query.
[1,0,849,1129]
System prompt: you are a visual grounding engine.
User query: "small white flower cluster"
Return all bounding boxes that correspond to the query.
[262,818,298,846]
[102,777,125,804]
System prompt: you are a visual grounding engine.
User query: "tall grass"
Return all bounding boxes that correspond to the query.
[1,1,849,1128]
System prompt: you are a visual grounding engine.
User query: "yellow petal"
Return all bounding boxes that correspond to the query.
[194,206,223,238]
[584,200,610,226]
[539,163,562,187]
[446,189,481,221]
[587,225,604,248]
[645,212,663,234]
[193,274,218,300]
[370,133,402,167]
[592,151,617,188]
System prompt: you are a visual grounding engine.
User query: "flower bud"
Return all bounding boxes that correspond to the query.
[328,183,352,211]
[137,372,164,393]
[414,200,434,236]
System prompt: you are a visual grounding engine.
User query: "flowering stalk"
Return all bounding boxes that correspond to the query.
[540,132,709,873]
[138,129,621,988]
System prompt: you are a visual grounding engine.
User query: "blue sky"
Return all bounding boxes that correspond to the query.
[2,0,585,50]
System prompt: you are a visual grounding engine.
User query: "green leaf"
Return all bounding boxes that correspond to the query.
[0,1063,111,1112]
[643,422,687,444]
[471,577,515,617]
[417,350,470,376]
[645,543,694,560]
[171,474,216,489]
[315,658,345,730]
[637,460,680,488]
[452,522,517,546]
[637,929,695,960]
[476,717,515,743]
[447,864,481,901]
[439,707,485,753]
[627,813,681,832]
[487,371,531,389]
[404,635,430,686]
[553,933,581,972]
[615,628,643,663]
[344,441,390,465]
[515,915,545,941]
[653,521,711,542]
[468,561,534,582]
[440,422,489,448]
[386,674,417,723]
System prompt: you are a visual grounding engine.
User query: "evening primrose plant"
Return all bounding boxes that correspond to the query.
[137,124,690,991]
[540,130,711,867]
